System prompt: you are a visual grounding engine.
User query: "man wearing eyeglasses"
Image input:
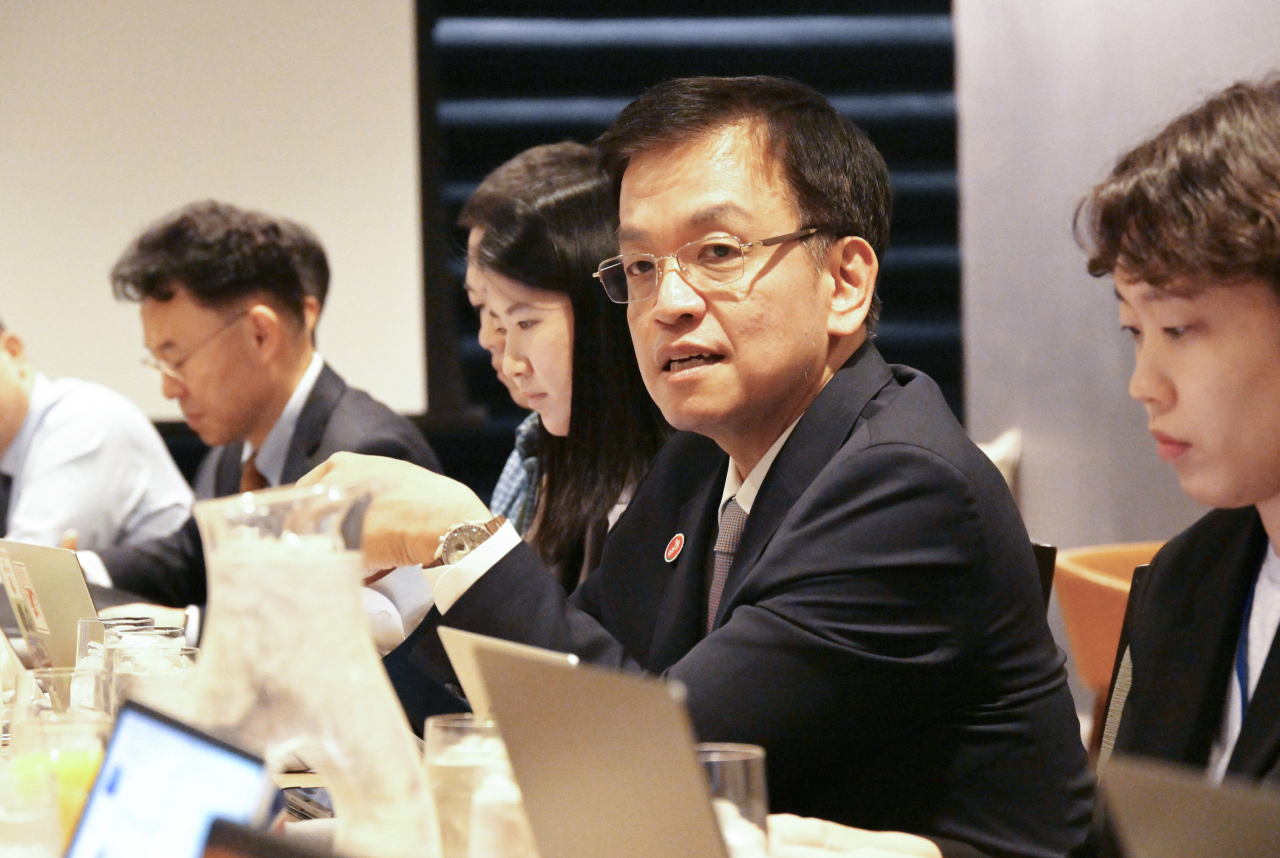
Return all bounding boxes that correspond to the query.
[307,77,1091,857]
[81,200,440,629]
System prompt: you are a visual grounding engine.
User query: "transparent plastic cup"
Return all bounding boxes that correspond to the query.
[110,645,198,714]
[697,742,769,856]
[423,714,507,858]
[75,616,155,670]
[0,757,62,858]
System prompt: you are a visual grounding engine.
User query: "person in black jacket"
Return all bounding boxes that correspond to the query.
[309,76,1092,858]
[80,200,439,617]
[1077,76,1280,786]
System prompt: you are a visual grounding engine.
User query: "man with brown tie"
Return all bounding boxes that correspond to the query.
[79,200,439,611]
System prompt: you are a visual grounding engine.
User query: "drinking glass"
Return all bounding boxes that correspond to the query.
[9,671,112,849]
[696,743,769,845]
[110,644,198,713]
[0,757,61,858]
[14,666,110,723]
[101,626,184,714]
[75,616,154,669]
[423,714,506,858]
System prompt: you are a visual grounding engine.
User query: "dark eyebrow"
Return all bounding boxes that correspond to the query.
[617,203,754,246]
[1115,284,1179,305]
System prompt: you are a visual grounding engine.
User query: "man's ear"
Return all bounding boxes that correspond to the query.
[1,331,25,361]
[826,236,877,338]
[302,295,321,341]
[245,303,283,361]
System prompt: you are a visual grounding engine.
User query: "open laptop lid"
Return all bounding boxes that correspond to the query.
[437,625,578,720]
[67,700,275,858]
[202,820,332,858]
[0,538,97,668]
[473,644,729,858]
[1101,755,1280,858]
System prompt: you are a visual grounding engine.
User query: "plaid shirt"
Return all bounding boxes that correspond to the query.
[489,412,541,535]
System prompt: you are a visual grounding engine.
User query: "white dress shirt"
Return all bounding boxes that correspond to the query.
[1207,542,1280,783]
[1,373,192,549]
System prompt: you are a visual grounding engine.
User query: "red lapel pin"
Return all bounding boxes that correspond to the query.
[664,533,685,563]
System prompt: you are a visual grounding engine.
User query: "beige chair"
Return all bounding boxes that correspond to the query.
[1055,542,1163,753]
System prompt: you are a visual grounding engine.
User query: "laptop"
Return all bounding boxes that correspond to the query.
[1101,754,1280,858]
[201,820,332,858]
[66,700,276,858]
[437,625,578,719]
[472,640,730,858]
[0,538,98,668]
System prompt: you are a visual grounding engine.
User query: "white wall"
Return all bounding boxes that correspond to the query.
[0,0,425,418]
[956,1,1280,551]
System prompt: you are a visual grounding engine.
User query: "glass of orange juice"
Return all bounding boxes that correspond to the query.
[10,666,112,847]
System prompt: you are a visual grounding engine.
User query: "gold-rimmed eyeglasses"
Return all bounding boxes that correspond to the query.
[141,308,250,382]
[593,227,823,304]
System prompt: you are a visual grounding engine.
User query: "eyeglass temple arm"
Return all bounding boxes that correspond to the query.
[757,227,820,248]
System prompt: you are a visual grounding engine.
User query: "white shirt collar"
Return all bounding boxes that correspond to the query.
[0,372,51,478]
[719,417,802,516]
[241,353,324,486]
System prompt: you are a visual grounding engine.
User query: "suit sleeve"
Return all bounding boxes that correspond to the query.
[94,516,206,607]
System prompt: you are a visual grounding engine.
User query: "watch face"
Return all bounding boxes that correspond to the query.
[442,524,488,564]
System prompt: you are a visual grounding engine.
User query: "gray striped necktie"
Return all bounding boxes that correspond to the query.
[707,497,747,635]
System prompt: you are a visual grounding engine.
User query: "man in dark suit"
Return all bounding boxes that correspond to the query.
[308,77,1092,857]
[79,200,439,612]
[1078,77,1280,789]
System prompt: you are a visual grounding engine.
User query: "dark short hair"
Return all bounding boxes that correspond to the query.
[111,200,309,323]
[475,154,669,582]
[595,75,892,328]
[1076,76,1280,296]
[278,218,330,309]
[458,141,599,234]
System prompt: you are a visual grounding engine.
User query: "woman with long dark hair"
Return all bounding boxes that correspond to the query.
[469,147,669,589]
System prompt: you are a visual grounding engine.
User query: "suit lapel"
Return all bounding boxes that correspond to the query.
[281,364,344,483]
[1144,511,1267,766]
[711,342,894,630]
[647,460,726,673]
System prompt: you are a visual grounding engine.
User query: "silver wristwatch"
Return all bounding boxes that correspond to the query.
[426,515,507,567]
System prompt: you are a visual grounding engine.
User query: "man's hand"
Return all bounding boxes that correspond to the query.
[299,453,491,572]
[768,815,942,858]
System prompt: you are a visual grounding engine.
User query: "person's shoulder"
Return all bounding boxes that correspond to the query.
[40,377,162,440]
[846,362,1008,499]
[1151,507,1261,569]
[316,370,439,469]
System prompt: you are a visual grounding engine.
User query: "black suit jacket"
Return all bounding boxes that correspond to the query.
[1112,506,1280,781]
[392,343,1092,858]
[99,364,440,606]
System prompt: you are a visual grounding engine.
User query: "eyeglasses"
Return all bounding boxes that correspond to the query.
[141,309,250,382]
[593,227,823,304]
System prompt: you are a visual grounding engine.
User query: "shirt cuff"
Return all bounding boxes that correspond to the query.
[76,551,113,588]
[423,522,522,614]
[369,565,436,632]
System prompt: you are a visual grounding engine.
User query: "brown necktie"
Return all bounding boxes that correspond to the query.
[240,453,269,493]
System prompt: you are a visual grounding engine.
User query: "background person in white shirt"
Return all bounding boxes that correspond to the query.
[0,315,191,550]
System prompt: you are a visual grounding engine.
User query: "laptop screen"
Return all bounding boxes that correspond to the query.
[66,701,273,858]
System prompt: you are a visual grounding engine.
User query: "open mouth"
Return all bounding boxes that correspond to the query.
[664,354,723,372]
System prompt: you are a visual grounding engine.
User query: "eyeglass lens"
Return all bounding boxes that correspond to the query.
[599,236,747,303]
